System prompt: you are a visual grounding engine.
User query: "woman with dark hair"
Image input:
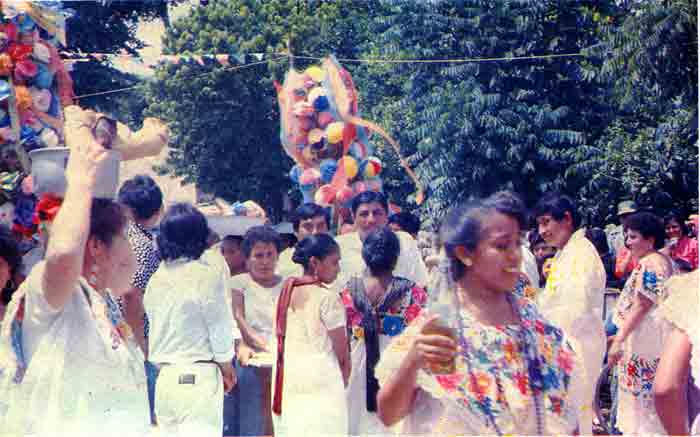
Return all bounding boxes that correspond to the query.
[228,225,284,436]
[144,202,237,436]
[340,227,429,435]
[608,211,676,434]
[272,234,349,436]
[0,108,149,436]
[375,192,584,435]
[662,212,698,270]
[118,175,163,423]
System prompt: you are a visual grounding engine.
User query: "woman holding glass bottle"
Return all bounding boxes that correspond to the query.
[376,191,585,436]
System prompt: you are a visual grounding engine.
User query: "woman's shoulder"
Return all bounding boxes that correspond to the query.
[229,272,253,290]
[639,252,674,276]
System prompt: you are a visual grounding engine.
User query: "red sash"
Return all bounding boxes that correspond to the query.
[272,275,322,415]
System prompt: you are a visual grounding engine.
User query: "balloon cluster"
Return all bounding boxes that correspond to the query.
[0,2,73,152]
[276,58,384,208]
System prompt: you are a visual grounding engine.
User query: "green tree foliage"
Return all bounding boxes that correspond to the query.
[572,0,698,223]
[64,1,170,126]
[143,0,371,220]
[356,0,617,225]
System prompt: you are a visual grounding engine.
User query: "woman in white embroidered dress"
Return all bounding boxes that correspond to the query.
[653,270,700,434]
[0,106,148,437]
[376,192,584,436]
[340,227,430,435]
[608,211,675,434]
[271,234,350,436]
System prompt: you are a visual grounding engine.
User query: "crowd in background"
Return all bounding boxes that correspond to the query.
[0,117,698,437]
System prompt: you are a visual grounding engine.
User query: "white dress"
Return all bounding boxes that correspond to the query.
[229,273,284,348]
[537,228,606,435]
[657,270,699,434]
[612,256,674,434]
[272,285,348,436]
[0,262,150,437]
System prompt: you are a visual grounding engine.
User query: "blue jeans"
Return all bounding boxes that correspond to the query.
[223,360,272,436]
[145,361,159,425]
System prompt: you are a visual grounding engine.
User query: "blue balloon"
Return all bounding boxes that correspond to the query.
[313,95,329,112]
[34,64,55,90]
[289,165,303,184]
[319,159,337,183]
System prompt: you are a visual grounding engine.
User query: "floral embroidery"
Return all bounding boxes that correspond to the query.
[619,353,659,400]
[414,294,576,432]
[341,283,429,343]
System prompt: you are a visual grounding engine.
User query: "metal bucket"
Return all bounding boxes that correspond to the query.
[29,147,122,199]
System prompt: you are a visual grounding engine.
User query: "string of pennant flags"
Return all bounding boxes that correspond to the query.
[69,50,587,99]
[63,50,586,68]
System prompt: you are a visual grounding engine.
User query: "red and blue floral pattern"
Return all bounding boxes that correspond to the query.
[341,284,428,343]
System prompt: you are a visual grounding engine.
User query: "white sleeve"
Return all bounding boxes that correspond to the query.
[520,245,540,288]
[396,232,430,287]
[319,291,347,331]
[199,269,238,362]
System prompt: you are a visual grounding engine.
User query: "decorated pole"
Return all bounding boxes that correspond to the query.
[275,55,423,226]
[7,76,28,172]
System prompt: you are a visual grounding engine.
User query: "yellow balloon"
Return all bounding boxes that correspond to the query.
[338,156,358,179]
[307,87,326,104]
[326,121,345,144]
[305,66,325,83]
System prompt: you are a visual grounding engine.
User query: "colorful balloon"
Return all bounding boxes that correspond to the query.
[319,159,338,183]
[326,121,345,144]
[305,65,325,83]
[289,165,303,184]
[362,156,383,178]
[304,146,321,165]
[317,111,335,129]
[299,167,321,186]
[308,128,325,145]
[337,155,359,180]
[314,184,336,206]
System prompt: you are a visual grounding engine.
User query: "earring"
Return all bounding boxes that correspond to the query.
[88,263,99,289]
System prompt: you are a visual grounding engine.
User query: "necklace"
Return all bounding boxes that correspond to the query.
[456,293,545,435]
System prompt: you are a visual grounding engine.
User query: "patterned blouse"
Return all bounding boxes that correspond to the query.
[124,221,160,338]
[375,292,583,435]
[341,281,428,343]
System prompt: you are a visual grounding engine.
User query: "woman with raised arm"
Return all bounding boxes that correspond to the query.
[376,192,584,436]
[0,107,149,436]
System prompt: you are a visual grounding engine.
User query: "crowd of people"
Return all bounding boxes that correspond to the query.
[0,112,698,437]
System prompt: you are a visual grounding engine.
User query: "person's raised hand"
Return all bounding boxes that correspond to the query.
[63,106,111,191]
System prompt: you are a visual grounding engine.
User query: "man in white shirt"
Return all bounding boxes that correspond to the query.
[145,203,238,436]
[534,193,606,436]
[335,191,429,289]
[276,203,331,278]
